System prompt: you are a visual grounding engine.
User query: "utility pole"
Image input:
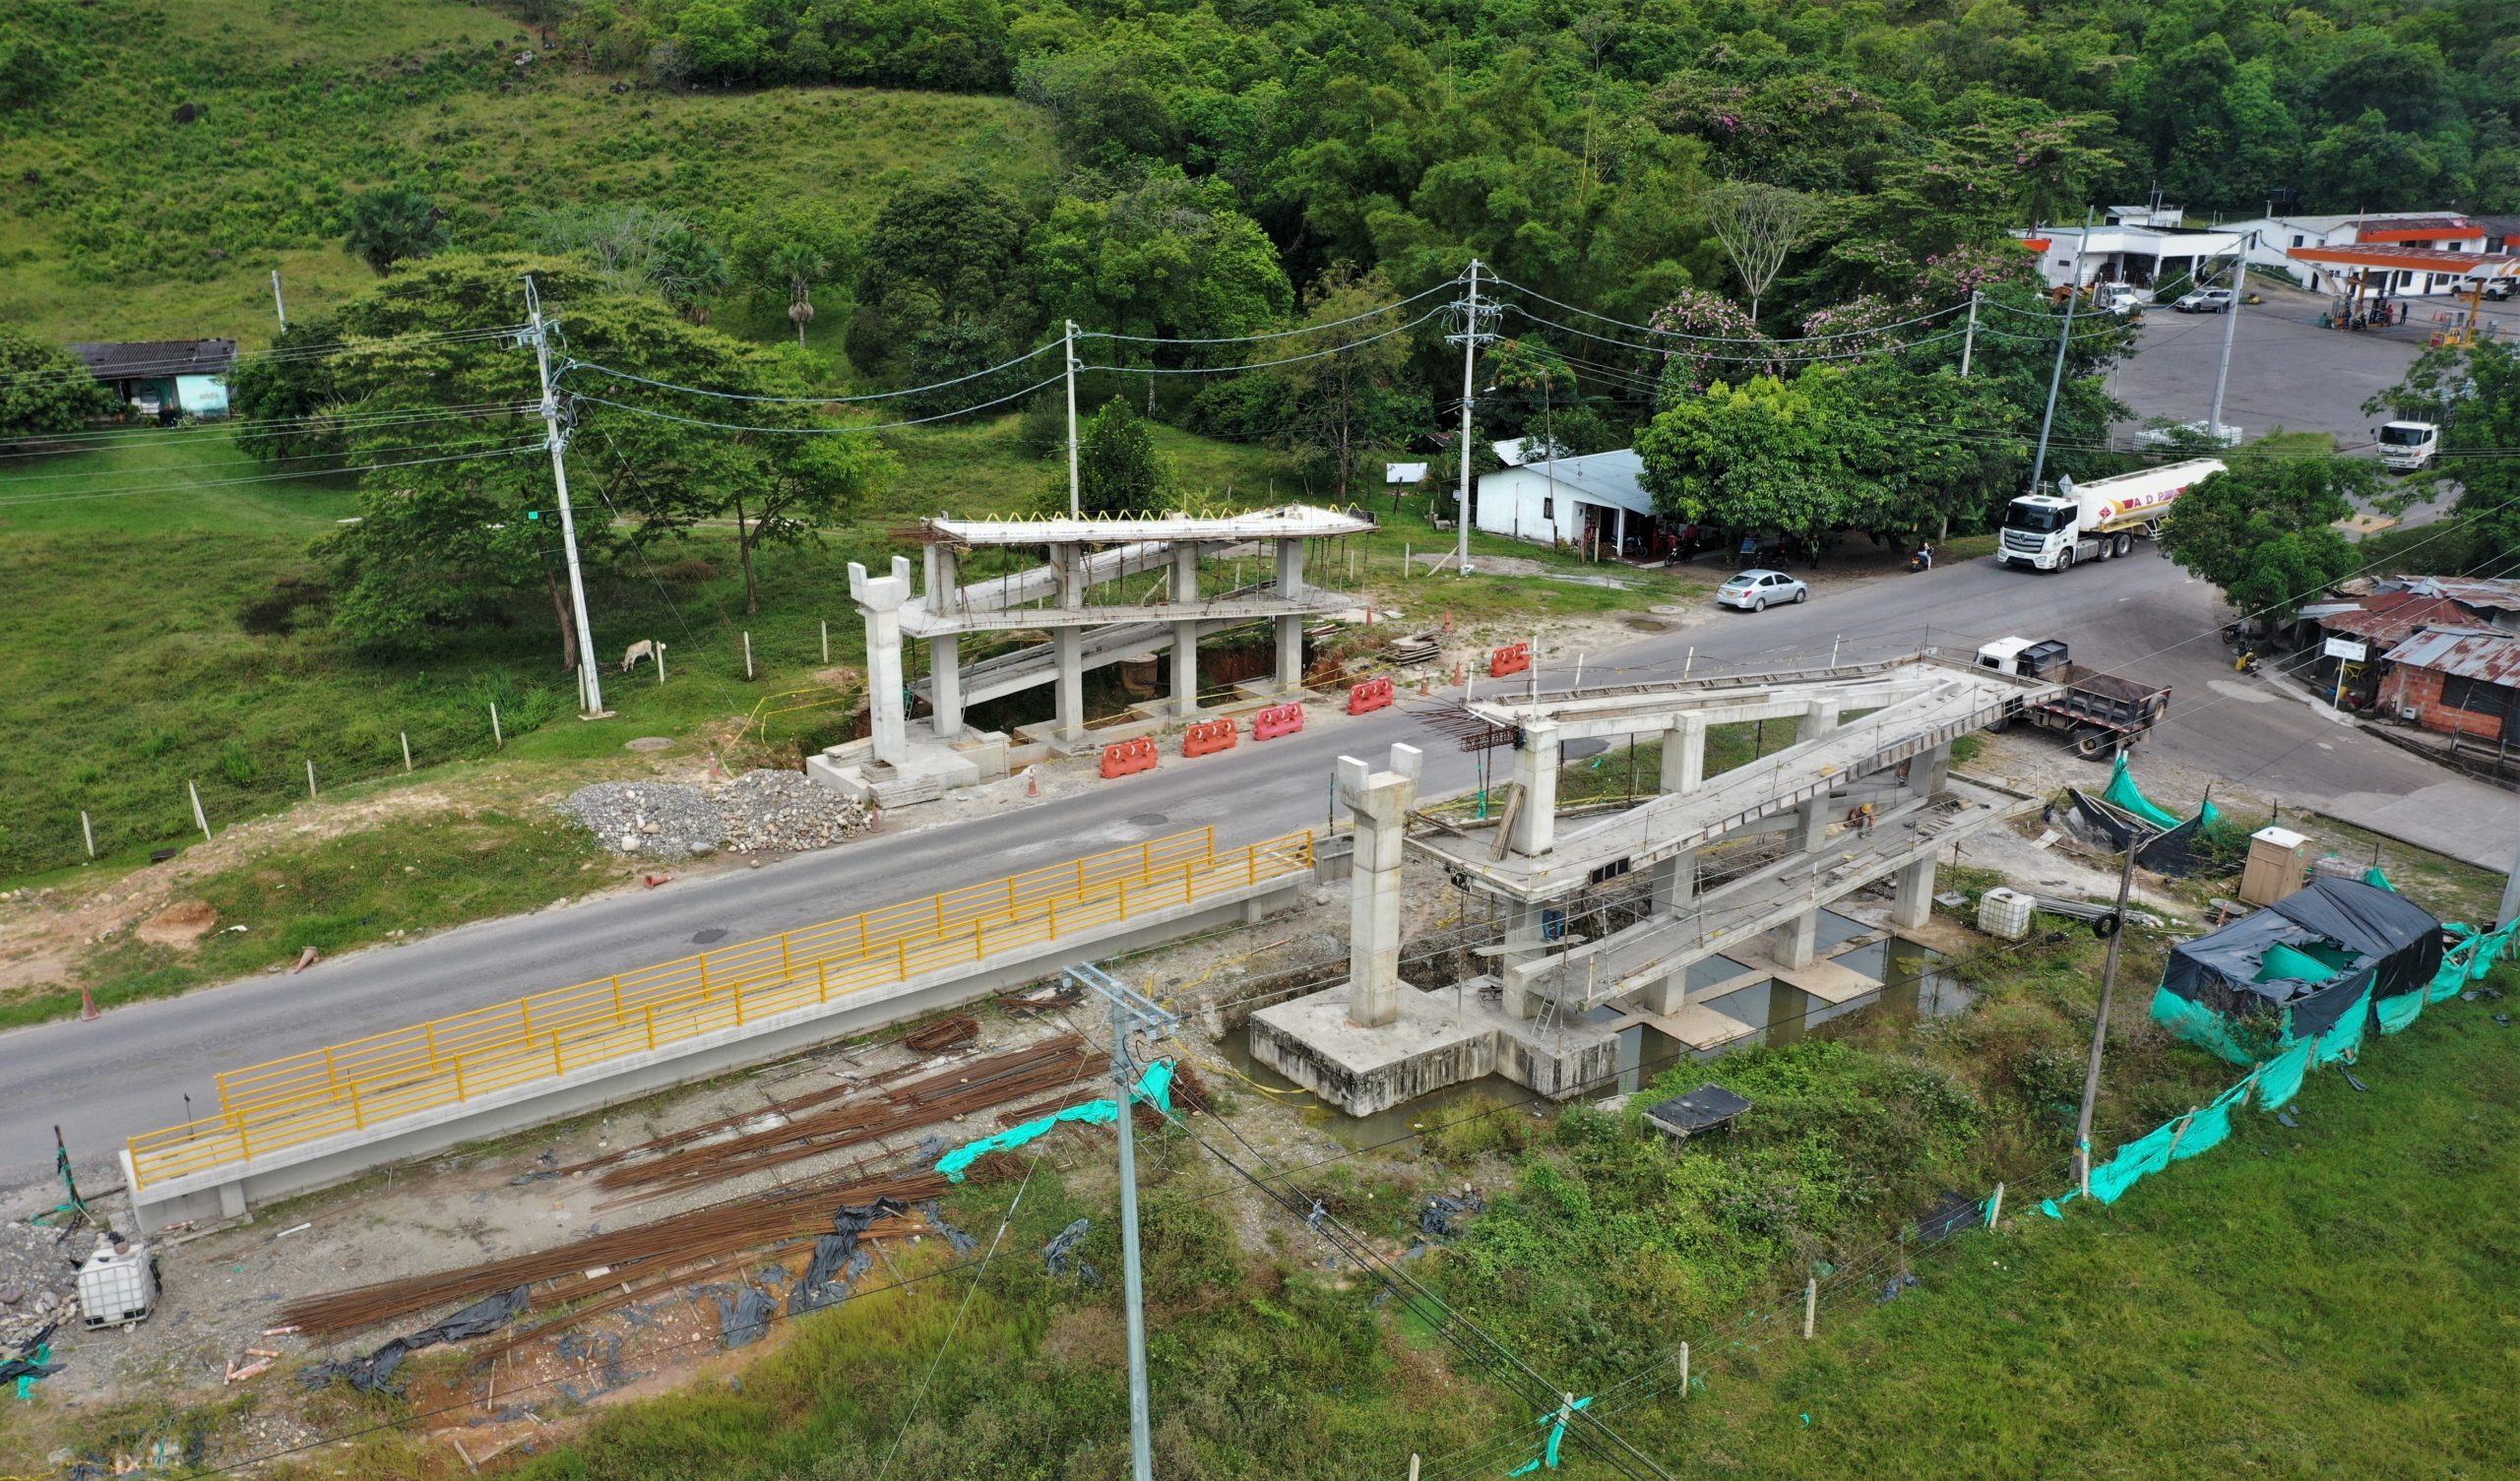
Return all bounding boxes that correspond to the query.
[2029,207,2095,497]
[522,275,606,716]
[1064,319,1083,520]
[1959,291,1981,377]
[271,269,287,331]
[1449,259,1488,577]
[2208,231,2256,445]
[2497,833,2519,931]
[2074,825,2152,1197]
[1067,961,1178,1481]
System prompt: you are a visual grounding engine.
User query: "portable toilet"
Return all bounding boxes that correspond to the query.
[2239,827,2311,907]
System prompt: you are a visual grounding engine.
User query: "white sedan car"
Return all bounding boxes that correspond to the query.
[1716,569,1808,611]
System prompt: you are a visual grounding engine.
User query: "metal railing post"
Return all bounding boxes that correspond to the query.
[734,981,746,1026]
[898,938,910,979]
[350,1081,364,1131]
[425,1023,439,1069]
[455,1058,468,1100]
[644,1008,657,1051]
[553,1033,565,1077]
[323,1047,339,1093]
[818,959,829,1003]
[611,976,625,1025]
[1049,899,1058,938]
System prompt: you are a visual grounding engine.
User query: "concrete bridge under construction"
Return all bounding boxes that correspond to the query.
[1251,652,2056,1115]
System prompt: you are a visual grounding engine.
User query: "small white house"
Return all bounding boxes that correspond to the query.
[1474,447,1654,553]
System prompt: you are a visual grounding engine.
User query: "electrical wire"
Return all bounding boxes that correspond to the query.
[0,324,530,390]
[1080,304,1453,376]
[1086,278,1464,344]
[558,339,1062,405]
[568,370,1065,435]
[1482,275,1970,345]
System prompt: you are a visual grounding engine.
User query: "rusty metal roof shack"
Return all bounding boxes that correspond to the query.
[2381,625,2520,685]
[2321,594,2475,647]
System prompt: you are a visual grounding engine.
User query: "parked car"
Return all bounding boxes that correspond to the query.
[2097,283,2145,316]
[2482,278,2515,301]
[2174,287,2236,314]
[1715,569,1808,612]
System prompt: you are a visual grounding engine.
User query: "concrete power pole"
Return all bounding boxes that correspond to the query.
[2208,231,2256,444]
[1959,291,1981,378]
[1451,259,1485,577]
[1064,319,1082,520]
[271,269,287,331]
[523,275,606,717]
[2029,207,2096,497]
[2074,827,2152,1197]
[2498,833,2519,931]
[1066,962,1176,1481]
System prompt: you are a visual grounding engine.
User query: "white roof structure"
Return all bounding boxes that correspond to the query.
[1486,448,1654,515]
[1385,462,1428,484]
[921,503,1374,547]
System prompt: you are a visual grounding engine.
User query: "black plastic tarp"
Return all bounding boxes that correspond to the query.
[2062,789,2214,877]
[788,1197,906,1319]
[299,1285,532,1393]
[2160,877,2441,1038]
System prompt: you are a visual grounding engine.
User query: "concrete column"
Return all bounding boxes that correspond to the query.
[1054,630,1085,743]
[1652,850,1696,913]
[1051,542,1085,742]
[1340,743,1423,1029]
[849,558,912,766]
[1171,541,1200,715]
[1507,719,1560,856]
[1661,714,1706,795]
[1912,739,1951,799]
[1890,856,1936,930]
[1803,697,1842,743]
[1641,968,1686,1017]
[928,636,963,735]
[1498,900,1551,1019]
[1774,741,1836,968]
[1273,535,1306,693]
[1774,908,1820,969]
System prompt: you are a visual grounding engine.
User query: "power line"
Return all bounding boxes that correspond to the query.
[567,371,1065,436]
[559,339,1061,406]
[1085,278,1463,344]
[0,325,530,390]
[1483,275,1970,345]
[0,442,544,508]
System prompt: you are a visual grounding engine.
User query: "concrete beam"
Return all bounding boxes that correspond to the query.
[849,557,913,766]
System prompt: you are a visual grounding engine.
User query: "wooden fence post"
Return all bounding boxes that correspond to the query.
[1803,1277,1817,1338]
[490,703,503,748]
[401,731,412,772]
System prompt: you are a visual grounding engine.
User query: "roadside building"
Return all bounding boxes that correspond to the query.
[69,339,235,422]
[1471,447,1655,557]
[2300,592,2472,708]
[2218,212,2495,297]
[2013,221,2242,293]
[2378,626,2520,753]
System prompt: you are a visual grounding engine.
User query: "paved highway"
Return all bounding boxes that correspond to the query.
[9,543,2511,1209]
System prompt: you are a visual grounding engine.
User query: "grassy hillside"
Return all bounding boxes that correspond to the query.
[0,0,1059,347]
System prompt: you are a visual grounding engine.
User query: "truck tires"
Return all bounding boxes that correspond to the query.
[2072,728,2111,759]
[2113,531,2133,558]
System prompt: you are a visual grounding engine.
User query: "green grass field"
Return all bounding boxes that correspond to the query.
[0,1,1059,349]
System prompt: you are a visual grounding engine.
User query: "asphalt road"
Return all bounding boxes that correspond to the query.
[12,543,2512,1208]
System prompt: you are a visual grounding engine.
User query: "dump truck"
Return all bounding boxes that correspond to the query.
[1993,458,2227,571]
[1975,637,2172,759]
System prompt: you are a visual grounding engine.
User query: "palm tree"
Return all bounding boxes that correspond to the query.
[768,243,827,349]
[342,188,449,277]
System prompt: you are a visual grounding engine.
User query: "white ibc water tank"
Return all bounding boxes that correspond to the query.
[1978,888,2035,941]
[76,1239,158,1327]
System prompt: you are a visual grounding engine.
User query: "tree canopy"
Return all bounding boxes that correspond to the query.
[0,331,115,442]
[2161,456,2381,621]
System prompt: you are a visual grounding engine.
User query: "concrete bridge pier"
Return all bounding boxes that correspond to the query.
[1508,719,1561,856]
[1340,743,1424,1028]
[849,557,913,766]
[1273,535,1306,692]
[1171,541,1202,715]
[1772,697,1843,969]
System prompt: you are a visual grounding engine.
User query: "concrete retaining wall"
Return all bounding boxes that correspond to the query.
[126,878,1300,1234]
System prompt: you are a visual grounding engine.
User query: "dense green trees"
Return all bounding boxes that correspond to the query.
[237,256,891,656]
[0,331,115,442]
[2373,339,2520,575]
[2162,458,2381,620]
[1072,396,1169,516]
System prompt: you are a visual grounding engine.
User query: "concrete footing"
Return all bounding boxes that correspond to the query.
[1248,977,1621,1117]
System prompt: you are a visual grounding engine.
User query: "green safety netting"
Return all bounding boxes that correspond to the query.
[1508,1395,1594,1476]
[2363,867,2396,892]
[2051,910,2517,1221]
[2253,943,2339,983]
[934,1060,1176,1184]
[2198,799,2225,832]
[2102,755,2186,832]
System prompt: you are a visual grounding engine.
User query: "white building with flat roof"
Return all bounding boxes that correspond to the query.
[1474,447,1654,554]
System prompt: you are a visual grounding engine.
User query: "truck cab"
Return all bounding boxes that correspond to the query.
[1975,637,2071,679]
[2375,420,2439,472]
[1994,458,2226,572]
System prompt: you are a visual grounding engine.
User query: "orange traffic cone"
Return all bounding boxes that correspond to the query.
[1026,766,1040,798]
[81,986,98,1021]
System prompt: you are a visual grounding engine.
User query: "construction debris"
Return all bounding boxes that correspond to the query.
[297,1286,533,1393]
[560,771,872,858]
[0,1219,96,1352]
[903,1015,980,1054]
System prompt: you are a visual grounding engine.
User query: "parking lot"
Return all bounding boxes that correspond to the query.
[2106,282,2520,454]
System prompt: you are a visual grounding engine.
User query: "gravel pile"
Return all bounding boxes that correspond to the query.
[714,770,868,854]
[560,771,869,858]
[560,781,726,858]
[1,1220,99,1349]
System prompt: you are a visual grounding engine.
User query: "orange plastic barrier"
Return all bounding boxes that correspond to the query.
[1253,702,1306,741]
[1181,717,1238,758]
[1490,642,1531,678]
[1348,676,1396,715]
[1099,736,1159,778]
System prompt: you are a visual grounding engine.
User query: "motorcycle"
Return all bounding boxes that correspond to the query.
[2235,648,2260,675]
[1907,549,1933,573]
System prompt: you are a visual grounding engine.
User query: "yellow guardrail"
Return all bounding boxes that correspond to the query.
[127,827,1313,1190]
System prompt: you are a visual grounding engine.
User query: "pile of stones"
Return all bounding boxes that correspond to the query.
[559,771,869,858]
